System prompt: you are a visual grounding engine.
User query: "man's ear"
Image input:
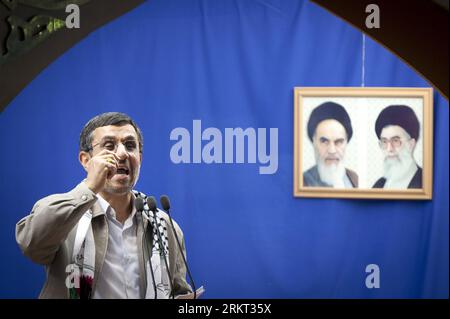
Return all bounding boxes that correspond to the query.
[79,151,91,172]
[408,138,417,151]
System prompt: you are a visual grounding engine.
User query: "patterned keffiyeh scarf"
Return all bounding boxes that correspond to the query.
[67,190,171,299]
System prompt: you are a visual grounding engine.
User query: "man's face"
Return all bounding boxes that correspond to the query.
[379,125,415,163]
[88,124,142,195]
[313,119,348,167]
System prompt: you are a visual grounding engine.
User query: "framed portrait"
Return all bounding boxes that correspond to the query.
[293,87,433,200]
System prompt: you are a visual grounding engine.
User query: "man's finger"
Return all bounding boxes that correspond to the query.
[105,163,117,179]
[94,149,121,161]
[101,150,121,161]
[104,157,117,166]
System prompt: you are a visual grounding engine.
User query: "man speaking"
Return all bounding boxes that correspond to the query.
[303,102,358,188]
[16,112,193,299]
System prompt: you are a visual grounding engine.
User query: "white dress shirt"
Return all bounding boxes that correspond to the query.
[92,193,142,299]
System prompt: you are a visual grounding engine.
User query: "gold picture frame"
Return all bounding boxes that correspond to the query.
[294,87,433,200]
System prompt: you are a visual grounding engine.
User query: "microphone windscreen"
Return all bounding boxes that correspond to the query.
[146,196,157,212]
[134,197,145,212]
[160,195,171,211]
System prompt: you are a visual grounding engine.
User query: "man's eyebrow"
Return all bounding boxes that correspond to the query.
[381,135,401,140]
[99,135,137,142]
[99,136,116,142]
[319,137,329,142]
[122,135,138,141]
[334,138,345,143]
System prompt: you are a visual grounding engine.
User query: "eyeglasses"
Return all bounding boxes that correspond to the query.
[379,136,405,149]
[89,139,139,153]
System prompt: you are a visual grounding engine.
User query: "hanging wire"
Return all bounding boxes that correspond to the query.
[361,33,366,87]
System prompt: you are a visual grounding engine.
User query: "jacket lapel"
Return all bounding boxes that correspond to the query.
[136,212,151,298]
[90,202,108,295]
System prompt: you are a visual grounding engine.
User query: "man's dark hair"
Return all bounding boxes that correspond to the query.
[79,112,143,153]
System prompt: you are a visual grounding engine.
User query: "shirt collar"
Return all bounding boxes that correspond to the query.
[97,192,137,225]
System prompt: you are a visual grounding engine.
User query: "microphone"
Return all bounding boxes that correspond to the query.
[160,195,197,299]
[134,197,145,212]
[134,197,157,299]
[159,196,170,211]
[146,196,175,299]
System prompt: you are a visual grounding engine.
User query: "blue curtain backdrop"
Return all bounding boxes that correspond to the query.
[0,0,448,298]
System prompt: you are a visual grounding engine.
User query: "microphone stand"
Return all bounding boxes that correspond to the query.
[160,195,197,299]
[147,196,175,299]
[134,198,157,299]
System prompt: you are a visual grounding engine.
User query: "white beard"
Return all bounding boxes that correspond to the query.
[383,147,415,182]
[317,160,346,188]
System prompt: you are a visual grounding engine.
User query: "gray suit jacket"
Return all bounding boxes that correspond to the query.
[16,182,192,299]
[303,165,359,188]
